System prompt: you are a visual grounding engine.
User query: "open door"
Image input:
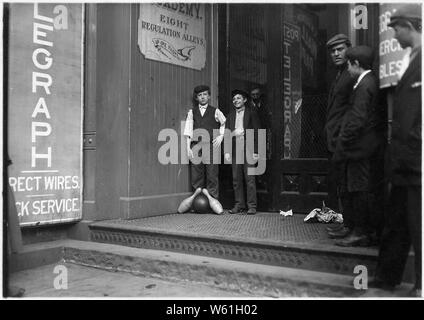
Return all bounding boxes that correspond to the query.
[219,3,350,213]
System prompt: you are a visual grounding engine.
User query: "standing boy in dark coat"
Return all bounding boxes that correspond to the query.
[372,4,422,296]
[224,89,261,215]
[333,46,383,247]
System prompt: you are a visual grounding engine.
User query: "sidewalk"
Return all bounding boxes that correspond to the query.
[8,262,251,298]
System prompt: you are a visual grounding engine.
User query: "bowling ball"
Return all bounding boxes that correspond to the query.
[192,194,211,214]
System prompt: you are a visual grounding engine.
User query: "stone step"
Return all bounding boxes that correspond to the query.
[88,215,415,284]
[88,219,380,278]
[61,240,361,297]
[9,240,413,297]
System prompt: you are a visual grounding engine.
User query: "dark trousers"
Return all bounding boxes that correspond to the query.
[375,185,422,289]
[341,191,370,235]
[368,154,385,239]
[232,163,257,210]
[339,159,371,233]
[327,156,342,212]
[191,163,219,198]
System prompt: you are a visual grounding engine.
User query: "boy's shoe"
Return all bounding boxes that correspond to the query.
[247,208,257,215]
[335,233,371,247]
[328,227,351,239]
[326,223,344,232]
[229,207,246,214]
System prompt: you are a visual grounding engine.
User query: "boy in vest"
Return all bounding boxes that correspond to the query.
[183,85,226,202]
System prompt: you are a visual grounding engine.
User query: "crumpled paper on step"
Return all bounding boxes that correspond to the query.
[304,207,343,224]
[280,209,293,217]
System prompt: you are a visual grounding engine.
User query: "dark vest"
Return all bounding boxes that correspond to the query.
[192,105,220,145]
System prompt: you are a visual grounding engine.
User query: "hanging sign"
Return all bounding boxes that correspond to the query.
[138,3,206,70]
[379,3,411,88]
[7,3,84,226]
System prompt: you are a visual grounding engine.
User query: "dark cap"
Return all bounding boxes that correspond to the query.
[231,89,249,99]
[326,34,351,48]
[388,4,422,27]
[193,85,210,95]
[346,46,374,69]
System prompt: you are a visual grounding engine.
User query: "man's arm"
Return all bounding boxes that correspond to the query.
[213,108,226,148]
[224,112,233,162]
[339,81,375,146]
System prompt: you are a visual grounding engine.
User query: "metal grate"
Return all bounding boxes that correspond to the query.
[288,93,328,159]
[106,213,337,244]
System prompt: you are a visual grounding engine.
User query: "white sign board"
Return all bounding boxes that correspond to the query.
[8,3,83,226]
[379,3,411,88]
[138,3,206,70]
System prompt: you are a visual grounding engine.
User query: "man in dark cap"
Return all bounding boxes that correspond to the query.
[183,85,226,205]
[372,4,421,296]
[332,46,383,247]
[324,34,356,240]
[224,89,261,215]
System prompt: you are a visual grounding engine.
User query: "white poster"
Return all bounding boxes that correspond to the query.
[379,3,411,88]
[138,3,206,70]
[8,3,84,226]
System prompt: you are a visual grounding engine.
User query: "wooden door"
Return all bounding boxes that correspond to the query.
[219,4,340,213]
[271,5,336,213]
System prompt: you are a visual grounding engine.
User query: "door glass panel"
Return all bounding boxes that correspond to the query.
[282,4,331,160]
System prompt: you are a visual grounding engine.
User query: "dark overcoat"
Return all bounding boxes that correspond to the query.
[325,65,356,153]
[334,72,384,162]
[389,48,422,186]
[224,106,260,158]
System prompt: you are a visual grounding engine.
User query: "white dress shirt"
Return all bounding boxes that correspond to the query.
[183,104,226,138]
[234,107,245,137]
[353,69,372,90]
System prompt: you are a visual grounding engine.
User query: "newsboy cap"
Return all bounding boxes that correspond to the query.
[346,46,375,68]
[326,34,351,48]
[231,89,249,99]
[388,4,422,27]
[193,85,210,95]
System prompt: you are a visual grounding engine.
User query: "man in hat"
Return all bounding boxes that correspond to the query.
[324,34,357,240]
[183,85,226,202]
[332,46,384,247]
[373,4,422,296]
[224,89,261,215]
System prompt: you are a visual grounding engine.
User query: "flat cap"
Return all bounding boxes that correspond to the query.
[388,4,422,27]
[326,34,351,48]
[231,89,249,99]
[346,46,374,68]
[193,85,210,95]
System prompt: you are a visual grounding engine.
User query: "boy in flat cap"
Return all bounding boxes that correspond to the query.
[183,85,226,205]
[325,34,357,240]
[373,4,422,296]
[224,89,260,215]
[333,46,384,247]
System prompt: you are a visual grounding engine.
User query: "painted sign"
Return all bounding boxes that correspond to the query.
[379,3,411,88]
[282,22,302,160]
[138,3,206,70]
[7,3,83,226]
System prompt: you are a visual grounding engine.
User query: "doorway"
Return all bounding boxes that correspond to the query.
[218,3,348,213]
